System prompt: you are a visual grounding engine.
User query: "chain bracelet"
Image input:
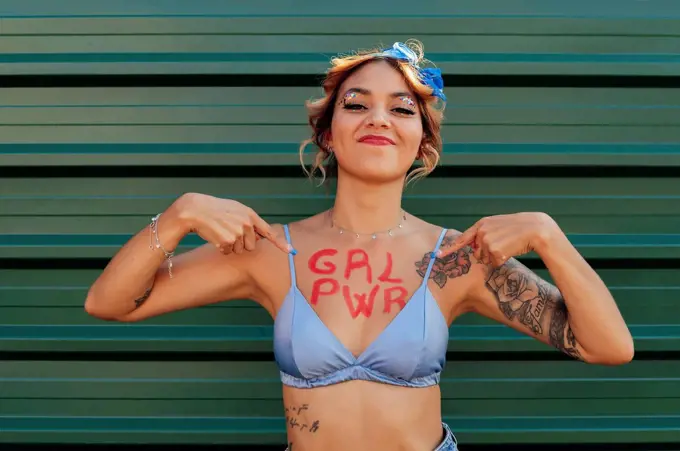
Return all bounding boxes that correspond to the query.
[149,213,175,278]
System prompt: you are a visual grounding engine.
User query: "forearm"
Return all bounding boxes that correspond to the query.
[85,203,187,318]
[536,228,634,364]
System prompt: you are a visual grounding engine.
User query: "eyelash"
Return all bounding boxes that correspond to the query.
[342,103,416,116]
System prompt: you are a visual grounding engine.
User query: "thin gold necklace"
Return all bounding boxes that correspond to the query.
[329,209,406,239]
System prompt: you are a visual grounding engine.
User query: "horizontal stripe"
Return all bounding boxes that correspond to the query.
[1,143,678,154]
[1,53,680,64]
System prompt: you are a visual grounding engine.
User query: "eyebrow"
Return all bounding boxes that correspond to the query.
[342,87,414,99]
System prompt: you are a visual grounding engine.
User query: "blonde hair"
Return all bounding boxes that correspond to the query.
[299,39,446,186]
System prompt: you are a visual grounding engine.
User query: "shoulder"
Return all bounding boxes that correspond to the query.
[237,222,295,309]
[424,228,476,285]
[439,228,462,247]
[426,227,495,313]
[418,221,464,256]
[280,212,328,235]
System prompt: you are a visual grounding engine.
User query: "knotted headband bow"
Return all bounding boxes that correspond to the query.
[376,42,447,102]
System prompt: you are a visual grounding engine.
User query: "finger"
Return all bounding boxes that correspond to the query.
[219,241,234,255]
[473,235,484,262]
[232,235,245,254]
[220,214,251,254]
[479,245,491,265]
[438,223,481,258]
[196,220,234,252]
[488,232,518,267]
[210,222,237,255]
[438,232,474,259]
[221,212,246,237]
[243,222,257,251]
[250,213,294,254]
[488,245,505,267]
[490,252,508,268]
[453,222,482,248]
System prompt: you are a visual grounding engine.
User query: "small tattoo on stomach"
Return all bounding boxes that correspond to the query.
[285,403,320,433]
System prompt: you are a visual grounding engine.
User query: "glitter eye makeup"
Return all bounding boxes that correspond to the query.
[399,96,416,109]
[341,91,359,105]
[339,89,416,115]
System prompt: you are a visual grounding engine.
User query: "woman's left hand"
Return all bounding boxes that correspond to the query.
[438,212,561,267]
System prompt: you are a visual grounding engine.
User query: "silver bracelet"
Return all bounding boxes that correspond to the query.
[149,213,175,278]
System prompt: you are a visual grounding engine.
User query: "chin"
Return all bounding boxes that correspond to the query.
[346,165,409,184]
[336,151,415,184]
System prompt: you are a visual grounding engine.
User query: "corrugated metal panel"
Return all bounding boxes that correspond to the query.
[1,0,679,447]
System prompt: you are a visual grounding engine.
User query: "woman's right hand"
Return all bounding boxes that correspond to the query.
[169,193,293,255]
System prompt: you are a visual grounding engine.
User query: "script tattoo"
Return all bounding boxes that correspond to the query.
[133,285,153,309]
[285,404,320,434]
[414,234,478,288]
[550,302,581,359]
[485,259,583,360]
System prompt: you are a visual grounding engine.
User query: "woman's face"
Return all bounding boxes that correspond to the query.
[329,60,424,184]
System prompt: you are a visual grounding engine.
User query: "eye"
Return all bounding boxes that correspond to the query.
[343,103,366,111]
[394,107,416,116]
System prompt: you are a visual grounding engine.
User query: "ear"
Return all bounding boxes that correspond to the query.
[416,144,424,160]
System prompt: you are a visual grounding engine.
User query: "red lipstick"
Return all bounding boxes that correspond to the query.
[358,135,396,146]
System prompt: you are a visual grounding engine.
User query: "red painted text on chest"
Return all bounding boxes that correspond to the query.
[307,249,408,318]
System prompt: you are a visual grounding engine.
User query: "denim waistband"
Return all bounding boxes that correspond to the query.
[435,422,458,451]
[284,422,458,450]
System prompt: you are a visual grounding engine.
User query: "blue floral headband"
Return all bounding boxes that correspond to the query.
[376,42,446,102]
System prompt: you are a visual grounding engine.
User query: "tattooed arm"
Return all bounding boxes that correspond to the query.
[429,230,633,365]
[473,257,586,360]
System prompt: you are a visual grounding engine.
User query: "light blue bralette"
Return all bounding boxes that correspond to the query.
[274,225,450,389]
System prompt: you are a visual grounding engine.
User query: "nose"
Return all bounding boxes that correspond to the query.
[366,108,390,129]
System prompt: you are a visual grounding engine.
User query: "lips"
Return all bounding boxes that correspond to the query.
[358,135,396,146]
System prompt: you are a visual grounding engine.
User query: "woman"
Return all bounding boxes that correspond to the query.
[85,41,634,451]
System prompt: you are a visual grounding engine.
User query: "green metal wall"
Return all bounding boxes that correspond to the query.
[1,1,679,448]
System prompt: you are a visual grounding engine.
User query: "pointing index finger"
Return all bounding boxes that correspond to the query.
[438,223,479,258]
[250,213,294,254]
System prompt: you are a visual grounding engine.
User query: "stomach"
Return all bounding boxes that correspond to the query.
[282,381,444,451]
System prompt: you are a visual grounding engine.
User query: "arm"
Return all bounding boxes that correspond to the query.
[85,194,288,322]
[443,215,634,365]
